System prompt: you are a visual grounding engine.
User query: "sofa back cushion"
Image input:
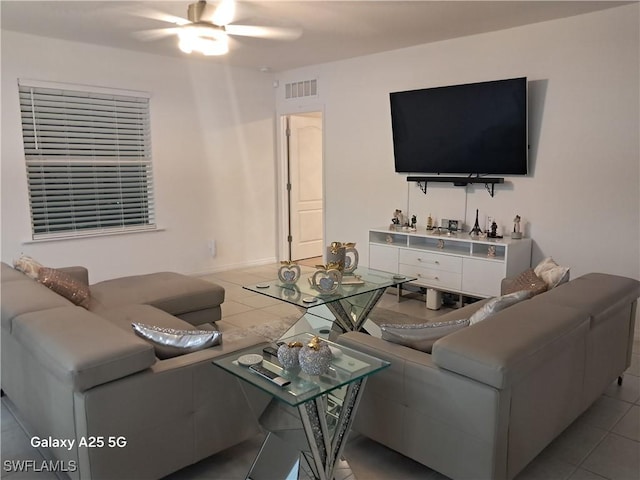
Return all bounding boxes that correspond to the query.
[1,265,74,332]
[541,273,640,327]
[432,298,588,389]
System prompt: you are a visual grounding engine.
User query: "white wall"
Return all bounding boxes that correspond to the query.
[1,31,278,281]
[277,4,640,280]
[3,5,638,283]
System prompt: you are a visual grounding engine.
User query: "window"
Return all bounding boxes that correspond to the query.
[18,79,156,240]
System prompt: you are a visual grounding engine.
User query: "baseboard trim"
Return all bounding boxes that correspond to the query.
[190,257,279,277]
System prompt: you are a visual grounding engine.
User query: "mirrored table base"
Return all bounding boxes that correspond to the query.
[245,379,365,480]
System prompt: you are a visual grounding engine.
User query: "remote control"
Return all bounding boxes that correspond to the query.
[249,364,291,387]
[262,346,279,357]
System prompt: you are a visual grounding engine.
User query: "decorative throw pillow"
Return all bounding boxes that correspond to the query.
[131,323,222,359]
[503,268,548,296]
[469,289,534,326]
[534,257,570,289]
[38,267,91,308]
[380,318,470,353]
[13,255,44,279]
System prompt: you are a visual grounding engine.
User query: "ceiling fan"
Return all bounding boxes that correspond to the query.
[135,0,302,56]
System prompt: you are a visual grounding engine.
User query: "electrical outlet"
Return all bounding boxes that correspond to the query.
[208,240,216,257]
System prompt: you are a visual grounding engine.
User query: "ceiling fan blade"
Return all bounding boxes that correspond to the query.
[132,27,182,41]
[211,0,236,26]
[224,24,302,40]
[126,6,190,26]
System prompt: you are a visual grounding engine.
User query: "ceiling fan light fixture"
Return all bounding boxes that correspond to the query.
[178,24,228,56]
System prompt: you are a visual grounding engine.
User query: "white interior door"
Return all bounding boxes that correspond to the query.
[288,113,323,261]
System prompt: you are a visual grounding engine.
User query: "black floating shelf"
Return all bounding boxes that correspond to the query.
[407,176,504,197]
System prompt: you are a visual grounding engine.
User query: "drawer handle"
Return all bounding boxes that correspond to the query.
[417,274,439,280]
[417,258,439,265]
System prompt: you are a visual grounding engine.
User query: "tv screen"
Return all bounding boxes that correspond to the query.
[390,77,528,175]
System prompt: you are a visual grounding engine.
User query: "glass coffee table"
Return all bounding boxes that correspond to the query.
[244,267,415,339]
[213,332,390,480]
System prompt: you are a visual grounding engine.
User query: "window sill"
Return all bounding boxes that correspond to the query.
[23,226,166,244]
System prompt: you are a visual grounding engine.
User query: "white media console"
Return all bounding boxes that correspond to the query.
[368,227,532,299]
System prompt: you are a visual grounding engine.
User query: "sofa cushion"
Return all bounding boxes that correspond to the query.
[2,262,31,282]
[132,322,222,359]
[90,272,224,317]
[1,274,74,332]
[38,267,91,308]
[380,318,470,353]
[12,306,156,392]
[99,304,192,333]
[469,290,534,326]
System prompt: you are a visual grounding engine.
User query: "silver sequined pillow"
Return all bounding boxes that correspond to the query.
[468,289,533,326]
[132,323,222,359]
[380,318,470,353]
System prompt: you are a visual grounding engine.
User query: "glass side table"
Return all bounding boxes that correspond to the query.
[213,332,390,480]
[244,267,415,339]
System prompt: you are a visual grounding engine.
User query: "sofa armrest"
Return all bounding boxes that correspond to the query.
[58,266,89,285]
[12,306,155,392]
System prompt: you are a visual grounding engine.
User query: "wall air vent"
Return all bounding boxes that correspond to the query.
[285,79,318,99]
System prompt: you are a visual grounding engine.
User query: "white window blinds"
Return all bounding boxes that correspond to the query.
[18,80,156,240]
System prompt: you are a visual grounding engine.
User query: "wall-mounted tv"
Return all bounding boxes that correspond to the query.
[390,77,528,175]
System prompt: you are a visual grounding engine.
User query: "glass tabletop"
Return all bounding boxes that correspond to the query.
[243,266,415,309]
[213,332,390,407]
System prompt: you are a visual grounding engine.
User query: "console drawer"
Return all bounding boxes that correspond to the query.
[399,264,462,291]
[399,249,462,273]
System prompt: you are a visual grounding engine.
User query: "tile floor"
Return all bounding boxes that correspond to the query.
[2,262,639,480]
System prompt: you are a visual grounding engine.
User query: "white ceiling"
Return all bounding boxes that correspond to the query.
[0,1,631,72]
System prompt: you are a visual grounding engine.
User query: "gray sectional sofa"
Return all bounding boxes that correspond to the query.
[337,272,639,480]
[1,262,273,480]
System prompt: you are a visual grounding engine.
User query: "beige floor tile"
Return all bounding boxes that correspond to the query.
[537,421,608,466]
[568,468,609,480]
[612,405,640,442]
[220,299,255,317]
[344,435,443,480]
[234,293,285,309]
[515,454,577,480]
[579,396,634,431]
[221,309,283,330]
[604,374,640,404]
[581,433,640,480]
[260,302,305,320]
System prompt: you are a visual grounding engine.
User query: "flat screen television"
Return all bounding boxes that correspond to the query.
[390,77,528,175]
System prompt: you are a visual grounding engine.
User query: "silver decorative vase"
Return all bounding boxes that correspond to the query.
[277,342,302,369]
[298,336,332,375]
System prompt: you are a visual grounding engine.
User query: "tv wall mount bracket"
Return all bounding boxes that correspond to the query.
[407,176,504,197]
